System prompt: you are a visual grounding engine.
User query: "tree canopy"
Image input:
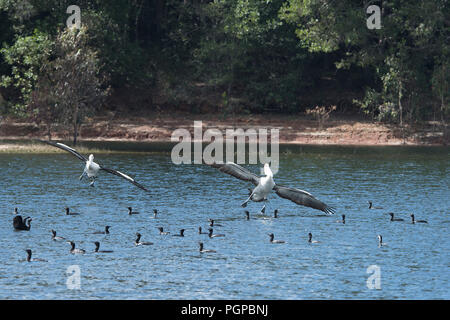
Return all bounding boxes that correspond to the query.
[0,0,448,127]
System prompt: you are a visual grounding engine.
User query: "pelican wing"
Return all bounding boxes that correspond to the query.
[209,162,260,186]
[100,167,150,192]
[274,185,335,214]
[39,140,87,162]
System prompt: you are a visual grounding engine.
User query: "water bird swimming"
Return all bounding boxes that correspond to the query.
[198,227,208,235]
[13,215,32,231]
[135,233,153,246]
[128,207,139,215]
[39,140,149,192]
[94,242,114,253]
[172,229,185,237]
[410,214,428,224]
[308,233,320,243]
[268,233,285,244]
[377,235,387,246]
[389,213,404,222]
[65,207,80,215]
[208,219,223,227]
[93,226,111,234]
[209,162,335,214]
[336,214,346,224]
[157,227,170,235]
[208,228,225,238]
[67,241,86,254]
[273,209,279,218]
[51,229,66,241]
[25,249,47,262]
[368,201,383,209]
[199,242,216,253]
[245,210,250,220]
[153,209,158,218]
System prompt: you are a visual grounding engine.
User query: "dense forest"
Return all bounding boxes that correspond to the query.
[0,0,448,137]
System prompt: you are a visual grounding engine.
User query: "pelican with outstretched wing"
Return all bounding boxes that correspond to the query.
[40,140,149,192]
[209,162,335,215]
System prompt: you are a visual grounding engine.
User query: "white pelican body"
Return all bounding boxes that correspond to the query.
[84,154,101,178]
[80,154,101,185]
[250,164,275,202]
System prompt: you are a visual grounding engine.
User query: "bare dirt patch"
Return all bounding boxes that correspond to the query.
[0,112,447,148]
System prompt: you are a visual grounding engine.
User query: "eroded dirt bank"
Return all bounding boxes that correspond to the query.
[0,113,448,150]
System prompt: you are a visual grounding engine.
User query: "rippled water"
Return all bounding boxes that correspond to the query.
[0,143,448,299]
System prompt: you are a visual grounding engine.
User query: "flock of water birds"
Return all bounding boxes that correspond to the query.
[12,140,428,263]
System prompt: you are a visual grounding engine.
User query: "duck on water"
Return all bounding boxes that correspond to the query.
[67,241,86,254]
[25,249,47,262]
[135,233,153,246]
[368,201,383,210]
[172,229,185,237]
[199,242,216,253]
[94,242,114,253]
[389,213,404,222]
[128,207,139,215]
[208,219,223,227]
[93,226,111,234]
[65,207,80,215]
[13,214,32,231]
[268,233,285,244]
[308,233,320,243]
[410,214,428,224]
[157,227,170,235]
[51,230,65,241]
[208,228,225,238]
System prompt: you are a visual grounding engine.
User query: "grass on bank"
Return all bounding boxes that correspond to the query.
[0,141,114,154]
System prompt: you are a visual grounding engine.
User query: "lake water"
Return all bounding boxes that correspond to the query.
[0,143,448,299]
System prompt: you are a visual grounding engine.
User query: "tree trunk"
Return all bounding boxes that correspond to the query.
[134,0,144,42]
[398,80,403,126]
[73,123,78,146]
[73,105,79,146]
[46,121,51,140]
[155,0,164,36]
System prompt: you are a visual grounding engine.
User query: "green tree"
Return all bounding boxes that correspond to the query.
[281,0,449,123]
[31,27,109,145]
[0,30,53,116]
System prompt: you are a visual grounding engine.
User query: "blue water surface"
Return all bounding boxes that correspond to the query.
[0,143,448,299]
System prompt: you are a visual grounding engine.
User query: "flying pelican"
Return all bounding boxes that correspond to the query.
[40,140,149,192]
[209,162,335,214]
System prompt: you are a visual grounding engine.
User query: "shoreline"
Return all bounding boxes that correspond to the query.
[0,114,448,151]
